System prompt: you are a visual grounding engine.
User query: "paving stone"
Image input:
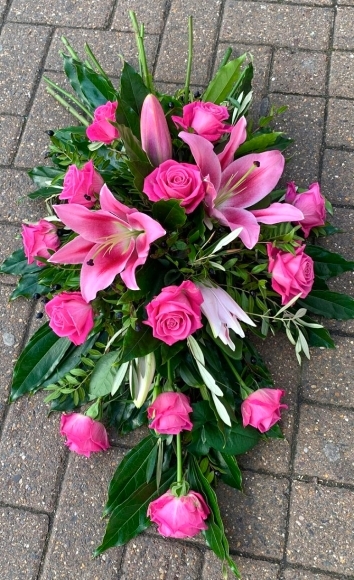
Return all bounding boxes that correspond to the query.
[294,404,354,484]
[220,2,333,50]
[0,224,22,276]
[302,336,354,407]
[0,116,23,165]
[0,168,44,223]
[283,569,339,580]
[8,0,115,27]
[333,7,354,49]
[120,535,202,579]
[239,335,300,474]
[0,23,51,115]
[217,473,289,558]
[112,0,167,34]
[270,50,327,96]
[272,94,325,184]
[326,99,354,148]
[322,150,354,202]
[203,551,280,580]
[0,284,33,423]
[155,0,222,85]
[0,507,48,580]
[41,447,126,579]
[329,51,354,98]
[0,392,66,511]
[14,72,78,168]
[108,423,150,447]
[45,29,159,77]
[287,481,354,574]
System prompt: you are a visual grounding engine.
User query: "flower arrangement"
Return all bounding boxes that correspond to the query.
[2,13,354,578]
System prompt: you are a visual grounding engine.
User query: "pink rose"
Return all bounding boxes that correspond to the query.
[45,291,94,345]
[144,280,203,345]
[86,101,119,144]
[267,244,314,305]
[147,392,193,434]
[143,160,205,214]
[21,219,60,266]
[285,181,326,237]
[172,101,231,142]
[241,388,288,433]
[59,160,104,208]
[60,413,110,457]
[147,489,210,538]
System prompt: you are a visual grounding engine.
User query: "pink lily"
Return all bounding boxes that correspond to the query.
[48,185,166,302]
[180,118,304,248]
[141,94,172,166]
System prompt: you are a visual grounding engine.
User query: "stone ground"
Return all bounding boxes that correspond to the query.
[0,0,353,578]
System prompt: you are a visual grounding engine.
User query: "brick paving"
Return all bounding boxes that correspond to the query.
[0,0,353,578]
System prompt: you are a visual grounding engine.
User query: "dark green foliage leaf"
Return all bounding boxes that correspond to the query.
[302,323,335,348]
[120,325,160,363]
[299,290,354,320]
[107,393,148,434]
[63,56,117,109]
[211,450,243,490]
[119,258,169,304]
[28,186,63,200]
[0,248,39,277]
[10,273,50,300]
[42,333,99,387]
[202,54,247,105]
[89,350,120,397]
[205,325,243,360]
[120,62,149,115]
[10,323,71,401]
[117,124,151,185]
[28,166,63,188]
[306,245,354,279]
[152,199,187,230]
[236,131,291,156]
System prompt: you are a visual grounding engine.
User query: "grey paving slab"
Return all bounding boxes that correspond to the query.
[0,393,67,511]
[0,506,48,580]
[326,99,354,148]
[302,336,354,407]
[270,49,328,96]
[239,335,300,474]
[45,29,159,77]
[287,481,354,575]
[0,224,22,276]
[203,551,280,580]
[0,23,51,115]
[272,94,325,184]
[112,0,167,34]
[220,2,333,50]
[0,168,44,223]
[8,0,115,27]
[41,447,126,579]
[322,150,354,203]
[14,72,78,169]
[334,7,354,49]
[217,474,289,559]
[0,115,23,165]
[120,535,202,580]
[283,569,341,580]
[329,51,354,98]
[294,404,354,484]
[155,0,222,85]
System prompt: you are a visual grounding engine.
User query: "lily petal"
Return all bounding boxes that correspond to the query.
[49,236,94,264]
[217,117,247,171]
[251,202,304,224]
[179,131,221,192]
[211,206,261,249]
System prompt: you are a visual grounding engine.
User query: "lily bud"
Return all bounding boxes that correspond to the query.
[141,94,172,166]
[129,352,156,408]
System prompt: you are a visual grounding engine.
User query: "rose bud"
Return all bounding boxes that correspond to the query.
[60,413,110,457]
[147,392,193,435]
[148,489,210,538]
[45,291,94,346]
[241,388,288,433]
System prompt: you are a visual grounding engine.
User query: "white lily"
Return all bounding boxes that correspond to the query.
[129,352,156,408]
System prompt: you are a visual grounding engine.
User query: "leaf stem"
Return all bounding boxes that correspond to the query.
[129,11,154,93]
[184,16,193,104]
[43,76,93,119]
[84,43,110,80]
[61,36,80,60]
[45,88,90,126]
[176,433,183,484]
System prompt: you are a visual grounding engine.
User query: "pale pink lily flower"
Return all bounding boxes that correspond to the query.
[49,185,166,302]
[141,94,172,166]
[197,283,256,350]
[180,117,304,248]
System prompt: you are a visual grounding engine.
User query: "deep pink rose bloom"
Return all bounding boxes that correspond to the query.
[285,181,326,237]
[21,219,60,266]
[147,490,210,538]
[144,280,203,345]
[59,160,104,208]
[143,159,206,213]
[267,244,314,306]
[172,101,231,142]
[241,388,288,433]
[60,413,110,457]
[86,101,119,144]
[45,291,94,345]
[147,392,193,434]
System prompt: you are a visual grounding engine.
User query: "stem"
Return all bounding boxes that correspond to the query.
[45,88,90,126]
[129,11,154,93]
[43,76,93,119]
[176,433,183,485]
[221,351,248,389]
[84,43,109,79]
[219,47,232,69]
[61,36,80,60]
[184,16,193,104]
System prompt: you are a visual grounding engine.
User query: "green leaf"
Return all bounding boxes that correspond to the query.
[27,186,62,200]
[10,323,71,401]
[120,62,149,115]
[302,322,335,348]
[95,467,175,555]
[202,54,247,105]
[206,325,243,361]
[89,350,120,397]
[63,56,117,109]
[0,248,40,277]
[236,131,287,156]
[213,451,242,490]
[120,325,160,363]
[10,273,50,301]
[152,199,187,230]
[28,166,63,189]
[305,245,354,279]
[299,290,354,320]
